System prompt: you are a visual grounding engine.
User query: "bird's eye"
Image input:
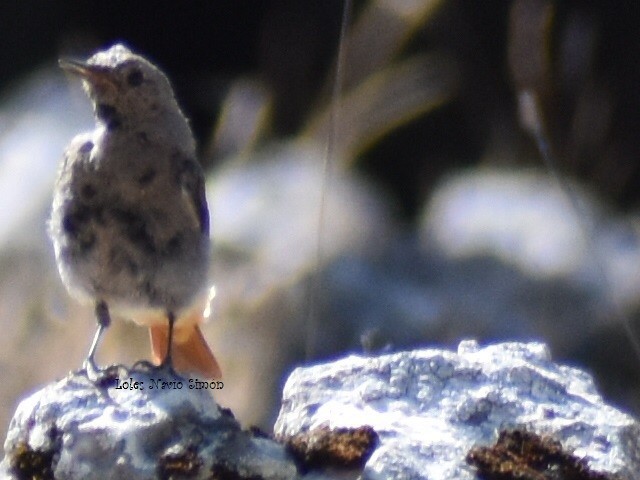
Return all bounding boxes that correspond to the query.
[126,69,144,87]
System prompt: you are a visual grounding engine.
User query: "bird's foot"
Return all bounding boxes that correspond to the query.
[131,359,184,380]
[81,359,125,388]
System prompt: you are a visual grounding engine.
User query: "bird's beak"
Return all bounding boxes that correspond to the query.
[59,59,115,88]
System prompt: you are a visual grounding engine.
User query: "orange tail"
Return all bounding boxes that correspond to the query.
[149,317,222,379]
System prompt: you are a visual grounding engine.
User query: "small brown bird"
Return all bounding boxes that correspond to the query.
[49,44,221,379]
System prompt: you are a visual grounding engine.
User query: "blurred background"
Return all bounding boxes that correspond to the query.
[1,0,640,441]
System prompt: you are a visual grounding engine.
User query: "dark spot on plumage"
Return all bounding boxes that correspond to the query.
[62,216,75,235]
[126,259,139,275]
[170,153,198,180]
[81,184,96,200]
[96,103,122,130]
[77,232,96,253]
[109,247,140,275]
[63,205,96,254]
[137,131,149,144]
[79,141,93,154]
[93,205,106,225]
[142,280,161,304]
[165,234,183,253]
[137,168,156,186]
[110,207,156,254]
[126,68,144,87]
[62,205,91,235]
[150,103,159,112]
[107,248,124,274]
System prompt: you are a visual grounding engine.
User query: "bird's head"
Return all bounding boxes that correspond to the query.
[60,44,182,131]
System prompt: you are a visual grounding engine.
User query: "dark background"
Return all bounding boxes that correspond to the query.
[2,0,640,218]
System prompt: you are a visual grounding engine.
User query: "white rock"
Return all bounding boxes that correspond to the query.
[0,67,93,250]
[275,340,640,479]
[1,369,298,480]
[208,141,392,294]
[420,168,640,310]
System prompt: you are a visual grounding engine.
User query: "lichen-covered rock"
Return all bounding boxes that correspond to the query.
[1,368,298,480]
[275,341,640,479]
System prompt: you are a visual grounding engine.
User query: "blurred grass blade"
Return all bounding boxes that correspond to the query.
[304,53,458,164]
[337,0,445,93]
[206,79,273,162]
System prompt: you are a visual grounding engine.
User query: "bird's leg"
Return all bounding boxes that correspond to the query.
[132,311,182,378]
[159,311,176,372]
[83,300,111,379]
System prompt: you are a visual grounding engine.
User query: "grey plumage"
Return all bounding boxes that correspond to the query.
[50,44,209,315]
[49,44,219,378]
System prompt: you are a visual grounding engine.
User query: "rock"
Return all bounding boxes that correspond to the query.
[1,368,298,480]
[275,341,640,479]
[419,168,640,310]
[208,141,392,296]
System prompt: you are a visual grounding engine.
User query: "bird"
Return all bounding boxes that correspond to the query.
[49,43,222,379]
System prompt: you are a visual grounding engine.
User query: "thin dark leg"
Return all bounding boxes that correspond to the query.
[84,300,110,374]
[131,311,181,377]
[160,311,176,369]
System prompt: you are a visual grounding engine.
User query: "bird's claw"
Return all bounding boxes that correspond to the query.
[81,360,125,387]
[131,359,184,380]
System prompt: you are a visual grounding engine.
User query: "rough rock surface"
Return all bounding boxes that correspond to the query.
[4,341,640,479]
[1,368,298,480]
[275,341,640,479]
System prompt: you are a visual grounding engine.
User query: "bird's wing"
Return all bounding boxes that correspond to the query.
[173,154,210,235]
